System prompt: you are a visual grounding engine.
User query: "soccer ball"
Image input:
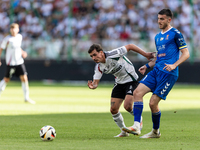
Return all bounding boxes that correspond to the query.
[39,125,56,141]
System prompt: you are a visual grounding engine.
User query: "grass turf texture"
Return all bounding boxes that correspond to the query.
[0,81,200,150]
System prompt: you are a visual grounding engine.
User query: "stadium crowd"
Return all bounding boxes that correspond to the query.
[0,0,199,60]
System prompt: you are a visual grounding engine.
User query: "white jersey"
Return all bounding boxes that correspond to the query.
[93,46,138,84]
[0,33,24,66]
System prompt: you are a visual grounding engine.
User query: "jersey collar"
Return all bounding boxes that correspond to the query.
[161,27,173,34]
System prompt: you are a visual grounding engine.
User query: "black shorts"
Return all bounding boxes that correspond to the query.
[5,64,27,78]
[111,81,139,99]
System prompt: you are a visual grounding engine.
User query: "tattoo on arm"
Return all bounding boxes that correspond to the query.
[111,102,115,106]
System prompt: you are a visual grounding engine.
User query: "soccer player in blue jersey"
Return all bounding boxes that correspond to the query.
[122,8,190,138]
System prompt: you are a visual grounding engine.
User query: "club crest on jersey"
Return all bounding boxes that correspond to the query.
[165,35,169,40]
[111,62,115,67]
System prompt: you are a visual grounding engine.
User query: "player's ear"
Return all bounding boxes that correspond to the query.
[168,17,172,23]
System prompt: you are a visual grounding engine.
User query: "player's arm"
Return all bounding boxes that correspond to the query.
[138,57,157,75]
[163,48,190,72]
[87,79,100,89]
[125,44,154,61]
[21,48,28,58]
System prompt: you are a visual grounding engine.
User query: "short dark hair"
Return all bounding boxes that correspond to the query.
[88,43,103,53]
[158,9,173,19]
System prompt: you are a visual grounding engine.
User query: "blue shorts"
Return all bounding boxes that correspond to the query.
[139,67,178,100]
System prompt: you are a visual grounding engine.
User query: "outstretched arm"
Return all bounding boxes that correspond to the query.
[87,79,100,89]
[163,48,190,72]
[138,57,157,75]
[125,44,154,61]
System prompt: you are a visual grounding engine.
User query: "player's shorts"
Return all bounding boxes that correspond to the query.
[139,67,178,100]
[5,64,27,78]
[111,81,139,99]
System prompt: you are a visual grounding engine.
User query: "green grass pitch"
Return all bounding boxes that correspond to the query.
[0,81,200,150]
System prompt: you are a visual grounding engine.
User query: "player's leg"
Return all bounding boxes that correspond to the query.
[20,74,35,104]
[123,81,138,115]
[18,64,35,104]
[0,65,14,95]
[122,83,151,135]
[140,72,178,138]
[140,94,161,138]
[0,77,10,95]
[124,95,143,130]
[111,97,129,137]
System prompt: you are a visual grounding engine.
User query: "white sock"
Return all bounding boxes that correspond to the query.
[22,81,29,100]
[0,79,7,94]
[112,112,126,132]
[133,121,140,129]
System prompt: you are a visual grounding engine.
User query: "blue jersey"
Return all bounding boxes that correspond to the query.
[154,27,187,76]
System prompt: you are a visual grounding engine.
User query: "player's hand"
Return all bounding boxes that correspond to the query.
[87,80,97,89]
[138,65,147,75]
[163,63,176,72]
[145,52,156,61]
[22,51,27,58]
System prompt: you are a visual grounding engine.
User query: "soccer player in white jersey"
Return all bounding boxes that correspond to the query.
[0,23,35,104]
[87,43,154,137]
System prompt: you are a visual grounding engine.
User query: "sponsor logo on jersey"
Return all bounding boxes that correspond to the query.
[160,37,164,41]
[110,65,122,74]
[158,53,166,57]
[178,38,184,45]
[157,45,165,51]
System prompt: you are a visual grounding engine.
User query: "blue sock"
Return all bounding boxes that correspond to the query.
[152,111,161,129]
[133,101,143,122]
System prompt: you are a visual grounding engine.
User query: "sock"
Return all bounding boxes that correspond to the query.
[152,110,161,129]
[112,112,126,131]
[22,81,29,100]
[133,101,143,122]
[0,79,7,94]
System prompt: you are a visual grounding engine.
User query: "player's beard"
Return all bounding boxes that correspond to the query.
[159,23,168,30]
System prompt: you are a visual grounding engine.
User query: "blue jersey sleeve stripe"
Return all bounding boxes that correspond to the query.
[179,45,187,49]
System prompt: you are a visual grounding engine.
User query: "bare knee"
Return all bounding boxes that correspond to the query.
[20,75,28,82]
[149,101,155,110]
[133,88,143,100]
[149,101,159,113]
[3,77,10,83]
[110,107,119,115]
[124,103,132,112]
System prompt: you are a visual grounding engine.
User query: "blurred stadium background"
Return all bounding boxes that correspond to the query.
[0,0,199,83]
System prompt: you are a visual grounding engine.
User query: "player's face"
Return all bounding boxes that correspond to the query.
[10,27,19,36]
[158,14,171,30]
[89,49,105,63]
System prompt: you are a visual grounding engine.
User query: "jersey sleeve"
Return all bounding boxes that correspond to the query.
[174,31,187,50]
[93,64,103,80]
[0,36,9,49]
[105,46,127,58]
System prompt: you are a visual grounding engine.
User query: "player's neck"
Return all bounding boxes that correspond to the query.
[161,25,172,34]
